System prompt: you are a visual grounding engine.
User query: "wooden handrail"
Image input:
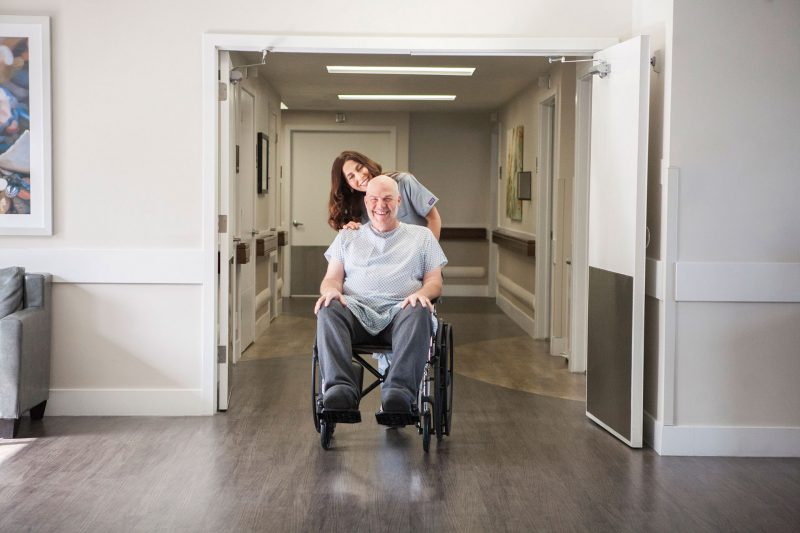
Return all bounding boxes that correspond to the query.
[491,230,535,257]
[440,227,487,241]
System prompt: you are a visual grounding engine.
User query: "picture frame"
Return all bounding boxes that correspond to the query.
[0,16,52,235]
[517,171,532,201]
[257,132,268,194]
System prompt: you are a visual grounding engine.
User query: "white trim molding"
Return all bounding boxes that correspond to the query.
[496,292,535,337]
[675,262,800,302]
[645,257,664,300]
[203,32,621,414]
[445,285,489,297]
[0,249,204,284]
[497,272,535,309]
[645,412,800,457]
[48,389,211,416]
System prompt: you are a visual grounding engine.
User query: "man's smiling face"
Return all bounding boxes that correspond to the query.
[365,175,401,232]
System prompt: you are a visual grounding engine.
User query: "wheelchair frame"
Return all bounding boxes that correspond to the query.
[312,317,453,452]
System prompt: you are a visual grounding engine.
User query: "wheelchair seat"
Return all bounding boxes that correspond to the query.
[312,316,454,452]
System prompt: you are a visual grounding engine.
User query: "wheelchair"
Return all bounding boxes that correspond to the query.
[311,315,454,452]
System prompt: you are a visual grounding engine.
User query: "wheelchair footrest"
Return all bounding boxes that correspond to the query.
[320,409,362,424]
[375,410,419,427]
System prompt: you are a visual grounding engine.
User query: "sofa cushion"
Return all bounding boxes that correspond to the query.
[0,266,24,319]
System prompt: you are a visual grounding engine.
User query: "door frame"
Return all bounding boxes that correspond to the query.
[568,63,595,374]
[534,95,556,340]
[282,124,398,297]
[202,34,619,412]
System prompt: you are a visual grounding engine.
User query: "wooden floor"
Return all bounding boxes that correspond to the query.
[1,298,799,532]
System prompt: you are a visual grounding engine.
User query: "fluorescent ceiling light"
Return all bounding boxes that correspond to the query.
[338,95,457,101]
[280,102,288,110]
[327,66,475,76]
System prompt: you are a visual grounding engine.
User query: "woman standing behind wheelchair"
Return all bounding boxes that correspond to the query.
[328,150,443,375]
[328,150,442,239]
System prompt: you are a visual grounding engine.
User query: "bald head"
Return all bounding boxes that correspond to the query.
[366,175,399,197]
[365,175,401,232]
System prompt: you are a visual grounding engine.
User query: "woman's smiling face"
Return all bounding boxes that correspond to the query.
[342,159,371,192]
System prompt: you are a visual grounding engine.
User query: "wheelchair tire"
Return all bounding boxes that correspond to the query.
[422,411,431,453]
[320,419,333,450]
[444,323,454,436]
[433,351,444,441]
[312,349,321,433]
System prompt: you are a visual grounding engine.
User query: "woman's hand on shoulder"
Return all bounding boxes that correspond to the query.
[340,221,362,231]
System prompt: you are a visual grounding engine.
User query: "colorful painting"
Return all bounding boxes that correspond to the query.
[505,125,523,221]
[0,17,51,235]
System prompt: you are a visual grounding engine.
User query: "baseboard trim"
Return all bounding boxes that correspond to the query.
[444,285,489,297]
[47,388,211,416]
[644,412,800,457]
[496,293,535,338]
[550,336,568,356]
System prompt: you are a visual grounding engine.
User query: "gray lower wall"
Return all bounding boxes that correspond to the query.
[291,246,327,295]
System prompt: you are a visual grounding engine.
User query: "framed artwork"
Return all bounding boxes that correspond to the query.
[505,126,523,220]
[517,171,532,201]
[0,16,52,235]
[257,132,268,194]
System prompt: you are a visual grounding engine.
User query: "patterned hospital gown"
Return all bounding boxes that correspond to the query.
[324,222,448,335]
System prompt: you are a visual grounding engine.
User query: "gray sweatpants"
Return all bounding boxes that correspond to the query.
[316,300,432,406]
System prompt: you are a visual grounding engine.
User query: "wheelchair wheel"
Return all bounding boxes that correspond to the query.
[443,323,454,436]
[312,349,321,433]
[422,411,431,452]
[320,419,334,450]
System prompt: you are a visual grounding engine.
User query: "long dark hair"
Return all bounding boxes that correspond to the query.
[328,150,384,230]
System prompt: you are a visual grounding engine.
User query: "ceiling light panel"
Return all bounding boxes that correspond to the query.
[337,95,457,101]
[327,66,475,76]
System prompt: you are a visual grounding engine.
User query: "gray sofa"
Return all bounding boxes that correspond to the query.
[0,268,52,439]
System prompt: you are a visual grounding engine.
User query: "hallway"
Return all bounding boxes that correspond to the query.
[1,298,798,531]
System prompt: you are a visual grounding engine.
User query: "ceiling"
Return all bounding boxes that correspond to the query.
[232,52,575,112]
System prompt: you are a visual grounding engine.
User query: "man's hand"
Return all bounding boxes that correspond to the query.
[341,221,362,231]
[314,290,347,314]
[400,292,433,309]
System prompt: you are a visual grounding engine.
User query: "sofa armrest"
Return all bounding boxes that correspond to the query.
[0,305,52,418]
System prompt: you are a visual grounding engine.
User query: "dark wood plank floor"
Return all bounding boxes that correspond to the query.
[1,298,799,532]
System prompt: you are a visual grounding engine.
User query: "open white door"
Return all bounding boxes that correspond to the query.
[585,36,650,447]
[287,128,395,295]
[217,51,236,411]
[236,88,256,356]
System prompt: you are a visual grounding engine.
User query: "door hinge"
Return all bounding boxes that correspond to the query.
[218,81,227,102]
[217,345,227,364]
[218,215,228,233]
[235,145,240,173]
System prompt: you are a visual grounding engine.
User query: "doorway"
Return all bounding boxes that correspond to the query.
[284,126,396,296]
[203,34,651,449]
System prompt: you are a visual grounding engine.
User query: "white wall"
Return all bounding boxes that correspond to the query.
[409,112,493,294]
[0,0,631,415]
[654,0,800,456]
[409,112,492,227]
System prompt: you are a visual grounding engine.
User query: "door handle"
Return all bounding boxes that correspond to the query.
[292,220,304,228]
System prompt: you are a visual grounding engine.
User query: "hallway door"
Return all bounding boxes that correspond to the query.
[217,51,235,411]
[236,88,256,356]
[585,35,650,448]
[287,128,395,295]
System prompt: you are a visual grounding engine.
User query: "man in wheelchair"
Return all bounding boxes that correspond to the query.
[314,175,448,420]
